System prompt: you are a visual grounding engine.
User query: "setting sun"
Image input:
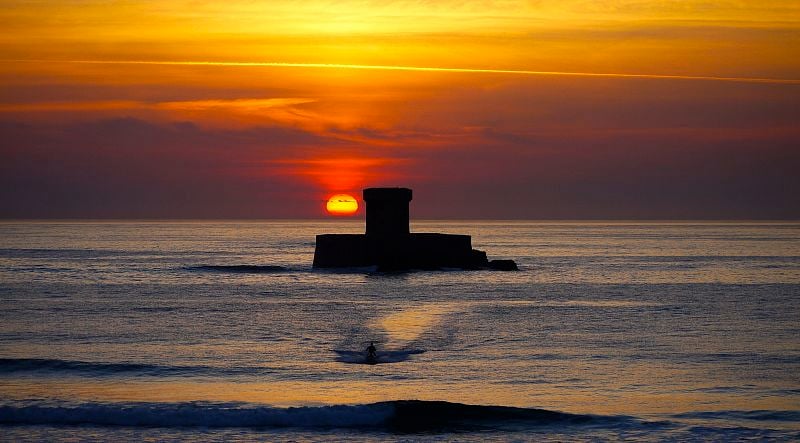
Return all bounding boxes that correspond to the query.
[325,194,359,216]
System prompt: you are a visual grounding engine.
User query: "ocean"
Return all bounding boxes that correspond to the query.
[1,221,798,441]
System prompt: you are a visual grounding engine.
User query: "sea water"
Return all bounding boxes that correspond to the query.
[0,221,798,441]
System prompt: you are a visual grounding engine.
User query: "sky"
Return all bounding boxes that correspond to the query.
[1,0,799,219]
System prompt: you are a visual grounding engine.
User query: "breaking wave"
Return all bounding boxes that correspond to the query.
[0,400,612,431]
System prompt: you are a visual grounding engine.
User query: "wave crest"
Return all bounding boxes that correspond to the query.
[0,400,602,430]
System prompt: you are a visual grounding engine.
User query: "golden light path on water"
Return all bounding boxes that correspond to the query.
[371,303,460,346]
[9,59,800,84]
[2,378,795,415]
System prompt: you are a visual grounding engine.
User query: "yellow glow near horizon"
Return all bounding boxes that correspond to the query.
[326,194,359,216]
[2,1,799,83]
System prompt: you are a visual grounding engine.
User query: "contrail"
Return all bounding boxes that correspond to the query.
[9,59,800,84]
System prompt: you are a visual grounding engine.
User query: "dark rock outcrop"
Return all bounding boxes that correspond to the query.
[313,188,517,271]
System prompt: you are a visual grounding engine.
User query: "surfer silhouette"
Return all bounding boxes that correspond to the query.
[366,342,377,360]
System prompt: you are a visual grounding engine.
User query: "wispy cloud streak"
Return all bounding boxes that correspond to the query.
[8,59,800,85]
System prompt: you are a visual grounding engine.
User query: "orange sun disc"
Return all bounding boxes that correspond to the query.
[326,193,359,216]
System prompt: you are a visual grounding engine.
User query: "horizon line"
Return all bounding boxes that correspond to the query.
[1,218,798,223]
[9,59,800,85]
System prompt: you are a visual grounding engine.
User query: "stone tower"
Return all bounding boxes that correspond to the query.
[363,187,412,240]
[312,187,517,271]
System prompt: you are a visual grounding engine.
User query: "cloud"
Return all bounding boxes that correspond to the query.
[10,60,798,85]
[156,97,316,111]
[401,125,800,219]
[0,97,316,113]
[0,117,353,218]
[1,63,799,219]
[272,156,411,191]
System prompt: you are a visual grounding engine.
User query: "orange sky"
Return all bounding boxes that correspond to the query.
[1,1,799,218]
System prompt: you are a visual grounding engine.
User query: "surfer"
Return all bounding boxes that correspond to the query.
[366,342,377,360]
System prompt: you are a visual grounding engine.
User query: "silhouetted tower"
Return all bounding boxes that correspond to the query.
[363,187,412,240]
[314,186,516,270]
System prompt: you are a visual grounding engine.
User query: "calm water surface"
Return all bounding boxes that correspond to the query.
[1,221,799,441]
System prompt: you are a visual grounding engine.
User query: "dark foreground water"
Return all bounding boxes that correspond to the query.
[1,221,799,441]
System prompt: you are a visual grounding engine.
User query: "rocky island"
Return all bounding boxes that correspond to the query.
[313,187,518,271]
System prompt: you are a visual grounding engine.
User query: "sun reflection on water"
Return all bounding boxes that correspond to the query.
[371,303,460,347]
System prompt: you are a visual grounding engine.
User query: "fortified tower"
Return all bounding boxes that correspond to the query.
[312,187,517,271]
[364,187,412,240]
